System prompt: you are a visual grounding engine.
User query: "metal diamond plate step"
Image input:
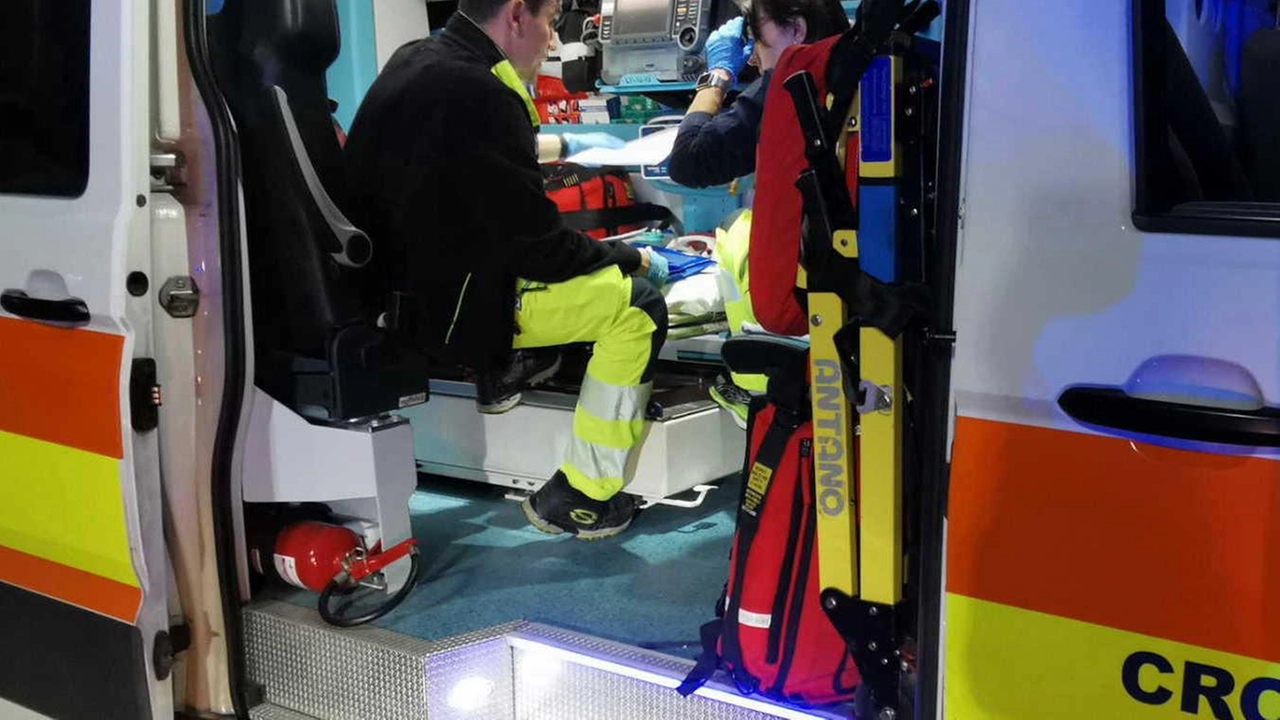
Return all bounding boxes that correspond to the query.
[245,601,519,720]
[249,702,320,720]
[244,601,850,720]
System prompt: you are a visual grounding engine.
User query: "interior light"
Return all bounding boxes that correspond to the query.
[446,675,495,711]
[508,637,832,720]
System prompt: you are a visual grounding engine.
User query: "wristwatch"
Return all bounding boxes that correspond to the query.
[694,69,733,93]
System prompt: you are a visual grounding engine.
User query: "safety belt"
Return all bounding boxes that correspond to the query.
[559,203,685,236]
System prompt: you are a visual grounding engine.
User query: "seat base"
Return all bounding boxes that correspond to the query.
[403,380,745,502]
[241,387,417,593]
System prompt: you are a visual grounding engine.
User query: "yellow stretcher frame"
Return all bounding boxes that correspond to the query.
[808,54,906,608]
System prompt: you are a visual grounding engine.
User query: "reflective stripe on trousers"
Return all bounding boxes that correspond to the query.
[513,266,668,500]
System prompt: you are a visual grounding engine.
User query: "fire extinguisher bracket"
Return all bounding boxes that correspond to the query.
[319,544,423,628]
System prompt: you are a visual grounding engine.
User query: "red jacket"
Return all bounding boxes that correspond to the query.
[749,36,844,336]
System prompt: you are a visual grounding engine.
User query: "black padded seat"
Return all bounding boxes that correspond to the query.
[209,0,429,420]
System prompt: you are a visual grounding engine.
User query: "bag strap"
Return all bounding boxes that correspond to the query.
[559,203,685,236]
[722,408,803,684]
[543,164,629,193]
[677,618,725,697]
[767,439,815,696]
[679,406,803,697]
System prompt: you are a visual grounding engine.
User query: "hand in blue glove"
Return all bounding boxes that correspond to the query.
[705,17,750,79]
[641,247,670,286]
[562,132,626,157]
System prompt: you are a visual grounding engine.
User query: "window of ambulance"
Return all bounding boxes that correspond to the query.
[1134,0,1280,236]
[0,0,91,198]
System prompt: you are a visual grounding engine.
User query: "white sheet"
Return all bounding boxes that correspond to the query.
[565,126,679,167]
[662,269,722,319]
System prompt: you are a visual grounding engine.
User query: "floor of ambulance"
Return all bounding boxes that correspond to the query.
[267,472,740,656]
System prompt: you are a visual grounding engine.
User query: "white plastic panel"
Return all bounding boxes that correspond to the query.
[405,385,745,500]
[372,0,431,70]
[241,390,417,591]
[152,0,182,141]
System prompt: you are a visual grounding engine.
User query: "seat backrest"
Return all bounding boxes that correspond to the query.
[214,0,361,349]
[210,0,429,419]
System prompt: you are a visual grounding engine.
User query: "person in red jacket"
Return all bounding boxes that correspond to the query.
[666,0,848,424]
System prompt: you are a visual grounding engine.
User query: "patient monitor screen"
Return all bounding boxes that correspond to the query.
[613,0,672,37]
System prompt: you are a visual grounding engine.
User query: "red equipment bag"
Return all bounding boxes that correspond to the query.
[679,400,860,705]
[544,162,680,239]
[534,74,590,124]
[544,163,641,239]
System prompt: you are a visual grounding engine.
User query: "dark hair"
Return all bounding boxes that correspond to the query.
[457,0,554,24]
[745,0,848,44]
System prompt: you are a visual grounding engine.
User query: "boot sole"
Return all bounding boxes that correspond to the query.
[477,392,523,415]
[520,498,634,541]
[575,515,634,541]
[708,387,748,430]
[527,355,563,388]
[475,356,563,415]
[521,499,565,535]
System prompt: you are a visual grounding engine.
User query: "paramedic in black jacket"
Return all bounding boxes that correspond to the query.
[344,0,671,539]
[667,0,850,188]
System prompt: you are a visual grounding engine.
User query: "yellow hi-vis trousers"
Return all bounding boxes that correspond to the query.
[513,266,668,501]
[712,210,767,393]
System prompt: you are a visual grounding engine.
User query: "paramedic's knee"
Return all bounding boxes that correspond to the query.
[630,276,668,327]
[629,277,668,373]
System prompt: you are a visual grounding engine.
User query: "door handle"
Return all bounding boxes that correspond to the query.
[0,289,90,327]
[1058,386,1280,448]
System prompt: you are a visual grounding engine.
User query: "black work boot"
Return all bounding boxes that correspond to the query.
[522,471,638,540]
[475,348,562,414]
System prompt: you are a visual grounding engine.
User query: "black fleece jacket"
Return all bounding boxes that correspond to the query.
[667,72,771,188]
[343,15,642,370]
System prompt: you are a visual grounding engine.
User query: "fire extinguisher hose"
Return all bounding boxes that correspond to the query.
[318,547,424,628]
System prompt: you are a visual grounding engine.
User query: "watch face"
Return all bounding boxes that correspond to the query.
[696,72,726,91]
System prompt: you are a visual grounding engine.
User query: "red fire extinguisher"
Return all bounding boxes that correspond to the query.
[250,514,421,627]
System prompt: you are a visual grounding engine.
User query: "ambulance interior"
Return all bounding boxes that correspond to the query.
[193,0,1280,705]
[5,0,1278,716]
[203,0,938,663]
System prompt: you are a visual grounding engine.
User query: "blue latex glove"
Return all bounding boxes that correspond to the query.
[562,132,626,157]
[643,248,670,286]
[705,17,750,78]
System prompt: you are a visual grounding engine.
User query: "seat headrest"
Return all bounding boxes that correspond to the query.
[246,0,340,74]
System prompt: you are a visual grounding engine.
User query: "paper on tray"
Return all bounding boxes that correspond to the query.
[565,126,679,166]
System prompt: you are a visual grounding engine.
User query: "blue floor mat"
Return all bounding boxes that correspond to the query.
[269,474,740,655]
